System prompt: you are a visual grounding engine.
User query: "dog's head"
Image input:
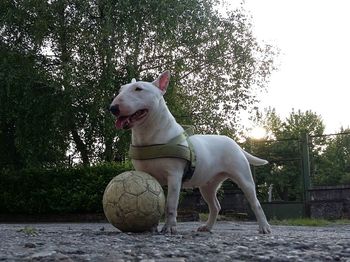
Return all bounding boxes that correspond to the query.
[109,71,170,129]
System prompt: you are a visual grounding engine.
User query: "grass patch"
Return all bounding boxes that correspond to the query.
[199,213,248,222]
[332,219,350,225]
[198,214,350,226]
[199,213,208,221]
[270,218,350,227]
[18,226,38,236]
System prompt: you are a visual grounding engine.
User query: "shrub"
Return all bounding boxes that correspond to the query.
[0,162,132,214]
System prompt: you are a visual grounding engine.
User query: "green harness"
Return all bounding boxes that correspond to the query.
[128,127,196,182]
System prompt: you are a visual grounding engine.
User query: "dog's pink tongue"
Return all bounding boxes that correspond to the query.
[115,117,129,129]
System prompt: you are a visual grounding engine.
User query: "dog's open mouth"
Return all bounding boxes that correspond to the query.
[115,109,148,129]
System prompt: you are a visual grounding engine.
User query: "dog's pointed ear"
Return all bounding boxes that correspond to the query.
[131,78,137,83]
[153,71,170,94]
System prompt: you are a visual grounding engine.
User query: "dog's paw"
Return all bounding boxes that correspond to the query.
[259,224,272,234]
[161,224,177,234]
[197,224,212,232]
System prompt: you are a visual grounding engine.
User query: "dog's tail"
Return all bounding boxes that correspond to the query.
[242,150,268,166]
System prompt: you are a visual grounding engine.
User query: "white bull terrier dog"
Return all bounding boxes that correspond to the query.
[109,71,271,234]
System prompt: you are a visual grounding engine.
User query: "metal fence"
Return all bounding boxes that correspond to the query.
[309,132,350,187]
[63,131,349,219]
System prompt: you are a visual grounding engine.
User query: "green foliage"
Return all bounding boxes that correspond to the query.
[0,0,277,168]
[18,226,38,236]
[259,108,325,139]
[270,218,333,227]
[249,109,349,199]
[270,218,350,226]
[0,45,68,169]
[0,162,132,214]
[247,109,325,201]
[313,128,350,186]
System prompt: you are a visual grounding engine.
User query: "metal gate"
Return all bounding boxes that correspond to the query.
[246,134,308,219]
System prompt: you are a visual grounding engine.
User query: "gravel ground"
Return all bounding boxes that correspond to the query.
[1,221,350,261]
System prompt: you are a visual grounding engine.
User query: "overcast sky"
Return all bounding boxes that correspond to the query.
[231,0,350,133]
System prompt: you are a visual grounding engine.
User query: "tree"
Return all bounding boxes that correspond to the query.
[1,0,277,167]
[0,45,68,169]
[248,109,325,201]
[257,108,325,140]
[0,0,70,168]
[313,128,350,185]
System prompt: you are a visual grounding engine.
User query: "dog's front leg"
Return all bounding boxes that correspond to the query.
[161,172,182,234]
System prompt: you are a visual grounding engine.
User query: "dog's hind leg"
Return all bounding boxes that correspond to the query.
[197,176,224,232]
[231,169,271,234]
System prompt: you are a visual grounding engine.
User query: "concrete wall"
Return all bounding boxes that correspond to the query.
[309,185,350,219]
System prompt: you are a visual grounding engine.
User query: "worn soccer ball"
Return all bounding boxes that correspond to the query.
[103,171,165,233]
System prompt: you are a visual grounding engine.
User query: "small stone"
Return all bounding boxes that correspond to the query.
[211,248,221,253]
[286,255,299,260]
[30,250,57,259]
[24,243,36,248]
[157,258,186,262]
[225,250,237,255]
[256,255,270,261]
[236,245,249,251]
[331,245,343,251]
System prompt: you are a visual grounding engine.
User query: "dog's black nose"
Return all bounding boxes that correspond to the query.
[109,104,120,116]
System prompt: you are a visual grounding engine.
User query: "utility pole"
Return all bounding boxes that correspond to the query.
[300,132,311,216]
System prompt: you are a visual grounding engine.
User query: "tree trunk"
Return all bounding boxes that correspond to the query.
[71,128,90,166]
[0,121,23,169]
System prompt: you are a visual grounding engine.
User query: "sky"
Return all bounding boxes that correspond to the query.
[230,0,350,134]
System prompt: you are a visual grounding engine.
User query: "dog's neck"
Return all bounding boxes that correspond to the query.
[131,97,183,146]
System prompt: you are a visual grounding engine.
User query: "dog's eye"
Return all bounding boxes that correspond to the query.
[135,87,143,91]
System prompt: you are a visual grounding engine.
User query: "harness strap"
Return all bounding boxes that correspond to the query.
[128,126,196,181]
[129,144,191,161]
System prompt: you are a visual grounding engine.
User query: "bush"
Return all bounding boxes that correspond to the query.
[0,162,132,214]
[339,172,350,185]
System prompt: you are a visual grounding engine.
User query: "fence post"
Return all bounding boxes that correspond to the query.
[300,132,311,216]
